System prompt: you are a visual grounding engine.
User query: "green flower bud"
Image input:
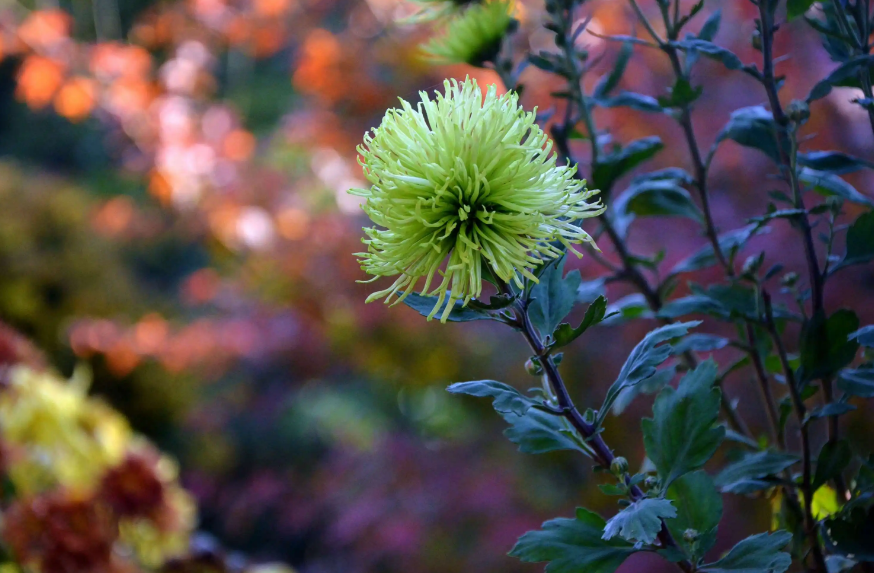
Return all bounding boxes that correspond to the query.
[683,528,700,543]
[525,358,543,376]
[644,476,660,490]
[751,30,763,51]
[781,271,799,287]
[610,457,629,476]
[786,100,810,124]
[742,253,764,277]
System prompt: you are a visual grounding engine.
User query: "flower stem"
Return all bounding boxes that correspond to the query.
[500,282,693,573]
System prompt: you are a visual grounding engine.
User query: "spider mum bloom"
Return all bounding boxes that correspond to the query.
[351,78,604,322]
[421,0,514,65]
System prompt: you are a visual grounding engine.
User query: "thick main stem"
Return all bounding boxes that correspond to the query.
[501,283,693,573]
[764,292,828,573]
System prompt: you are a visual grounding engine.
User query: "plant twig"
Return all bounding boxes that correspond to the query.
[763,291,828,573]
[501,283,693,573]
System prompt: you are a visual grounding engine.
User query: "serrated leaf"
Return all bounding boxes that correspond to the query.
[529,256,582,337]
[814,440,852,491]
[600,322,699,422]
[509,508,639,573]
[551,296,609,350]
[716,450,799,494]
[642,359,724,489]
[799,168,874,207]
[839,368,874,397]
[447,381,588,455]
[700,531,792,573]
[667,471,723,559]
[402,293,495,322]
[593,137,664,192]
[602,498,677,545]
[672,334,729,354]
[797,151,874,174]
[672,224,769,274]
[833,211,874,272]
[602,293,654,325]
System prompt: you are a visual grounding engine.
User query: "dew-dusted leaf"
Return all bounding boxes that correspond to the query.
[797,150,874,174]
[403,293,495,321]
[672,39,743,70]
[839,368,874,397]
[612,179,702,238]
[850,325,874,347]
[808,56,874,102]
[509,508,639,573]
[593,136,664,192]
[602,498,677,545]
[594,41,633,98]
[672,224,769,274]
[551,296,609,350]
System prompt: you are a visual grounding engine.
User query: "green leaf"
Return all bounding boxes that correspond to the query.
[714,106,785,163]
[612,179,703,238]
[529,256,582,337]
[602,498,677,545]
[833,211,874,272]
[447,380,588,455]
[797,151,874,174]
[509,508,639,573]
[799,168,874,207]
[700,531,792,573]
[667,471,723,559]
[825,506,874,562]
[839,368,874,397]
[595,92,664,113]
[808,55,874,102]
[672,224,769,274]
[658,283,759,321]
[672,333,730,354]
[402,293,494,322]
[850,325,874,347]
[799,310,860,382]
[550,296,609,350]
[814,440,852,490]
[658,77,704,108]
[600,322,699,421]
[642,359,724,489]
[672,39,743,70]
[787,0,816,19]
[808,402,856,420]
[602,293,654,325]
[716,450,799,494]
[697,9,721,41]
[594,41,633,98]
[593,136,664,192]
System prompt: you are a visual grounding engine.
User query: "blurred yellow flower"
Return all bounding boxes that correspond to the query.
[0,365,130,494]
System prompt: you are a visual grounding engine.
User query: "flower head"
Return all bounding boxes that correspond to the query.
[351,78,604,321]
[421,0,513,65]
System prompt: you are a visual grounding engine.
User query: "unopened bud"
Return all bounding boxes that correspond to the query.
[683,528,700,543]
[525,358,543,376]
[786,100,810,124]
[751,30,763,51]
[644,476,660,490]
[781,271,799,287]
[742,253,764,277]
[610,457,629,476]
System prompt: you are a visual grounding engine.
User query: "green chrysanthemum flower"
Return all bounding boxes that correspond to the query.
[351,78,604,322]
[421,0,513,65]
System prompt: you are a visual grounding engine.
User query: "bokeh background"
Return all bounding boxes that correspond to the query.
[0,0,872,571]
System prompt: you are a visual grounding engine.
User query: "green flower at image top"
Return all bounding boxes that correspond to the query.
[350,78,604,322]
[421,0,514,65]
